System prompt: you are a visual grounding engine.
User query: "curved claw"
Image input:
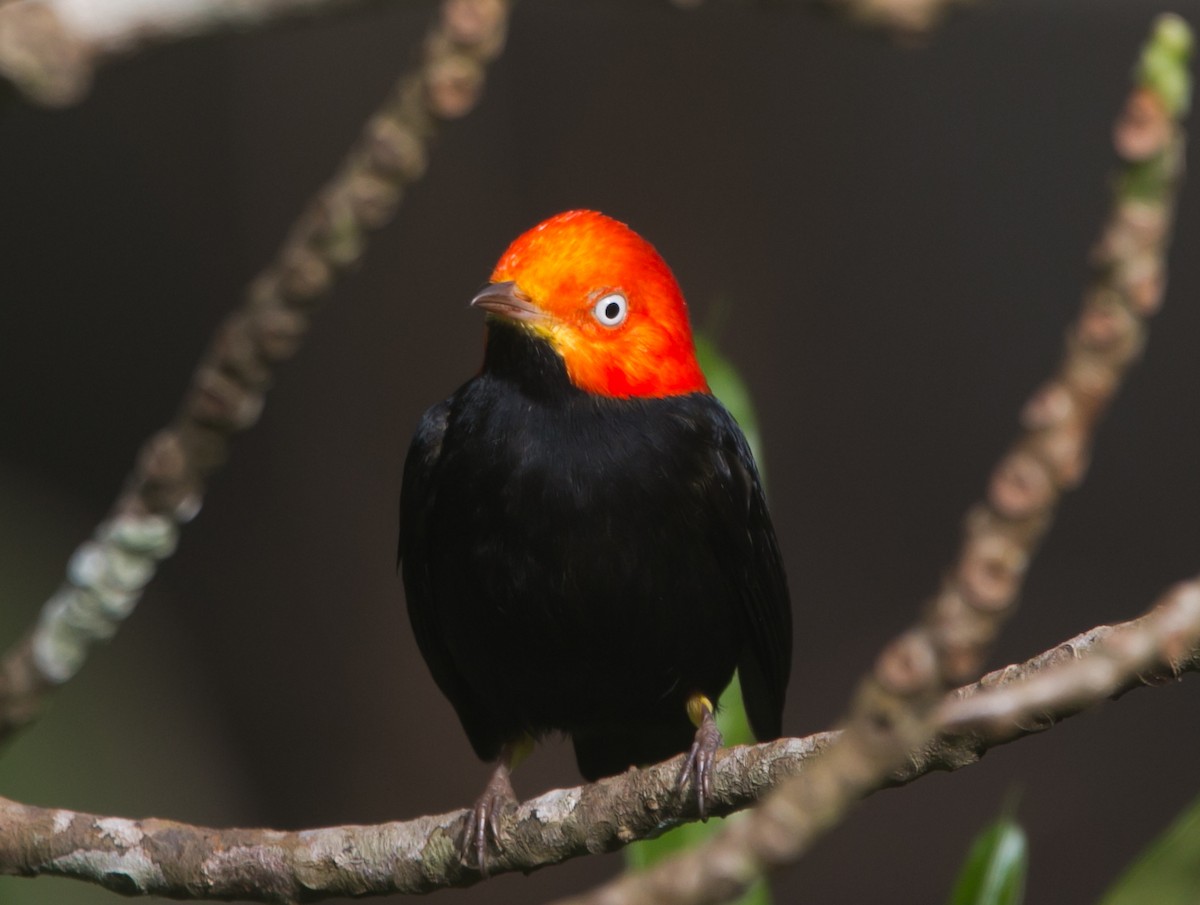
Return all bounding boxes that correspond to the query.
[677,708,722,820]
[461,763,517,877]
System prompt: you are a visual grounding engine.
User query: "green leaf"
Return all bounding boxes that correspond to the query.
[947,811,1028,905]
[1137,14,1194,116]
[1098,791,1200,905]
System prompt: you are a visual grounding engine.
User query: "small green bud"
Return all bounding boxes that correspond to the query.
[1139,14,1194,115]
[1153,13,1194,62]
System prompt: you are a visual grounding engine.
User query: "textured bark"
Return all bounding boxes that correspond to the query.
[2,597,1199,901]
[937,580,1200,745]
[0,734,833,901]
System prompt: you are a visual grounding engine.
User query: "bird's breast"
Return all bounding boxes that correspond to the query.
[423,376,743,728]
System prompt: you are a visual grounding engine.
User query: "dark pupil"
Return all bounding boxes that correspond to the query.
[604,300,621,321]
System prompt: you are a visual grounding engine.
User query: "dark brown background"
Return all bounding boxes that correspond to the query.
[2,1,1200,903]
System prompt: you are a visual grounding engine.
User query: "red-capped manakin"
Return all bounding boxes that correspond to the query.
[399,210,792,871]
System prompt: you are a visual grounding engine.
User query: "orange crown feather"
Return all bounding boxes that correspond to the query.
[485,210,708,399]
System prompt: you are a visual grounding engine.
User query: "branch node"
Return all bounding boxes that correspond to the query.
[424,51,486,120]
[987,449,1056,519]
[1115,87,1172,161]
[874,630,938,697]
[443,0,509,53]
[366,117,428,183]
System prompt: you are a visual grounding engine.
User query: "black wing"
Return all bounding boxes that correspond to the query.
[712,408,792,741]
[399,399,504,760]
[398,399,450,569]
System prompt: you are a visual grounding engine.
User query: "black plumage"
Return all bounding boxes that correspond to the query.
[399,321,791,781]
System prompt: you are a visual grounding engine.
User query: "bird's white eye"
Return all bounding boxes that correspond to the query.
[592,292,628,327]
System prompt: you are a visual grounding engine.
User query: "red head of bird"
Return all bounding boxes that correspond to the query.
[471,210,709,399]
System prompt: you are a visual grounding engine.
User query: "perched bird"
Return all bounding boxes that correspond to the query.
[399,210,791,871]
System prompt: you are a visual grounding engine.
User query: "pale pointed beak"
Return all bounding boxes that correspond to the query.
[470,281,546,324]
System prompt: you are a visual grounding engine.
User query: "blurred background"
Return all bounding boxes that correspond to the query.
[2,1,1200,902]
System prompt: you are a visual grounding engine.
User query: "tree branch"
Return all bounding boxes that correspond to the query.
[0,0,400,105]
[937,579,1200,746]
[0,0,514,745]
[914,579,1200,780]
[2,590,1198,901]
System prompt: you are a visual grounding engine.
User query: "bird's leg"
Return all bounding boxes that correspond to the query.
[677,693,722,820]
[462,735,532,876]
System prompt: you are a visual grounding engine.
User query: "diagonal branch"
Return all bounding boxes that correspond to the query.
[550,14,1192,905]
[936,579,1200,746]
[0,0,514,745]
[0,0,397,105]
[1,586,1198,901]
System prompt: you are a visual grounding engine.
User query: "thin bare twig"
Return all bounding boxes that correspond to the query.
[0,0,514,744]
[550,15,1191,905]
[0,0,393,105]
[937,579,1200,743]
[2,589,1199,900]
